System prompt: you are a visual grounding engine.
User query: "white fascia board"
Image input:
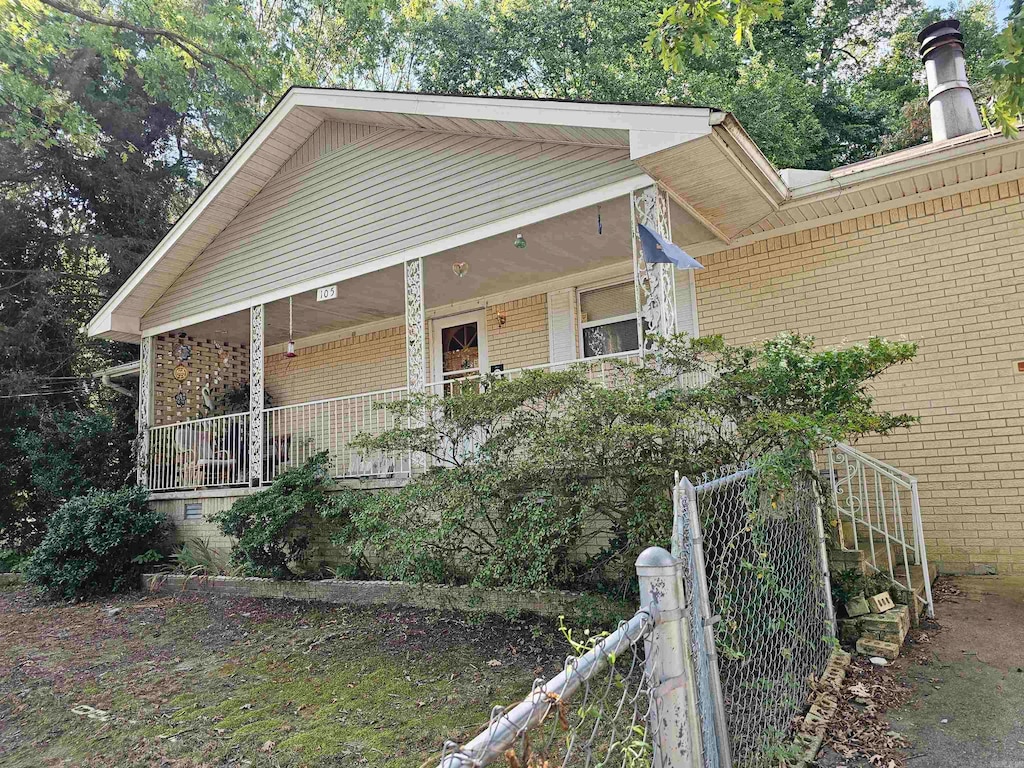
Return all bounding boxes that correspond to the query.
[295,88,714,136]
[139,173,654,338]
[87,89,307,339]
[629,129,712,160]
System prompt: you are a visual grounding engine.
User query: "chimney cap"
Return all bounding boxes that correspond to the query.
[918,18,965,57]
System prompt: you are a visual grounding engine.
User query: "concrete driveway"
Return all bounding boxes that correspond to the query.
[887,575,1024,768]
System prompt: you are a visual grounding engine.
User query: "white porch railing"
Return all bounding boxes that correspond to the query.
[262,387,411,482]
[826,442,934,618]
[147,412,250,491]
[146,352,714,490]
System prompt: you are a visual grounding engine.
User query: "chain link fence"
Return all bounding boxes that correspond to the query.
[439,609,658,768]
[676,462,836,768]
[438,459,838,768]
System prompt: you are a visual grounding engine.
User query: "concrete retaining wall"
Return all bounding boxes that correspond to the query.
[143,573,630,622]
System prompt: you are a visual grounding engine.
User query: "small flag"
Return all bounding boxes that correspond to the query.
[638,223,704,269]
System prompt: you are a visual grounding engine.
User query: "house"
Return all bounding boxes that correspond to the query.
[90,21,1024,576]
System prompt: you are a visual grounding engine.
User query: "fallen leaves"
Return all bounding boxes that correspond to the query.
[823,658,912,767]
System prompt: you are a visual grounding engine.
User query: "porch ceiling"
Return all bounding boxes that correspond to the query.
[172,194,713,347]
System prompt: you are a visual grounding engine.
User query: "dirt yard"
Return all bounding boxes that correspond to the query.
[820,575,1024,768]
[0,584,573,767]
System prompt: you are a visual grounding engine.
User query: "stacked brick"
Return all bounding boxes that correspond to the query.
[486,293,549,371]
[840,590,911,661]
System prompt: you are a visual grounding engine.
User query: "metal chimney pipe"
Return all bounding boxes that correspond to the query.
[917,19,982,141]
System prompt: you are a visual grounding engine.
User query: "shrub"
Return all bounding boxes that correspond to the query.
[5,406,134,552]
[165,537,237,577]
[214,453,342,578]
[0,548,27,572]
[331,332,916,594]
[23,485,164,600]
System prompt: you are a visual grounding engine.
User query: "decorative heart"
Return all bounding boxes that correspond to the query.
[452,261,469,278]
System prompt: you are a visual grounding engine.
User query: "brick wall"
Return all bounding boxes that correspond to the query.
[153,334,249,426]
[264,293,551,401]
[264,326,407,406]
[695,180,1024,574]
[486,293,550,372]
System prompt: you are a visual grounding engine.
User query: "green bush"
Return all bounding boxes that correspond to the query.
[0,548,27,572]
[5,406,134,552]
[330,332,916,594]
[214,453,342,578]
[23,486,164,599]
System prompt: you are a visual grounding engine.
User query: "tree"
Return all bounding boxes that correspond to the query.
[649,0,1017,140]
[0,0,292,548]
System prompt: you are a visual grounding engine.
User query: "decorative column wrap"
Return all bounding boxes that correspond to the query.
[405,257,427,393]
[249,304,265,486]
[136,335,154,487]
[631,185,678,358]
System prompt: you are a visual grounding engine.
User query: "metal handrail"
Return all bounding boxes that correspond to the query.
[826,442,934,618]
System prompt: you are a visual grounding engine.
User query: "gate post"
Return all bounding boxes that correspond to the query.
[636,546,699,767]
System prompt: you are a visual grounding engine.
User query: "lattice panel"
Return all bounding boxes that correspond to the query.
[153,334,249,425]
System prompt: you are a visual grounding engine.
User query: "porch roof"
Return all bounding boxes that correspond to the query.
[86,89,766,344]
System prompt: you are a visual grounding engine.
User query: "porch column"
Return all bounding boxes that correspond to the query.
[405,257,427,393]
[249,304,265,486]
[136,334,154,487]
[405,258,427,474]
[631,185,677,358]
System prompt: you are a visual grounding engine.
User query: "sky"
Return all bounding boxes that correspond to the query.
[927,0,1010,25]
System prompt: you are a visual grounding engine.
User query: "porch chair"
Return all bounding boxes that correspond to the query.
[174,425,237,487]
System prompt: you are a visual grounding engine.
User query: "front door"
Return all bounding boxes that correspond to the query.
[431,310,488,393]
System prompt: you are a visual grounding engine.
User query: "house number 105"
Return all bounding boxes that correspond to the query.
[316,285,338,302]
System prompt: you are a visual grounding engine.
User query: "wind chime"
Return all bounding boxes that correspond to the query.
[285,296,297,358]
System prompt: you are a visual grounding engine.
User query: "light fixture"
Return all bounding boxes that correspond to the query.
[496,311,507,327]
[285,296,297,358]
[513,232,527,249]
[452,261,469,278]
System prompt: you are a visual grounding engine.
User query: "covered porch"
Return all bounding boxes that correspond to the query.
[138,187,703,493]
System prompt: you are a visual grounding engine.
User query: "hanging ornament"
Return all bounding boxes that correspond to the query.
[596,206,603,235]
[176,340,192,362]
[174,384,187,407]
[513,232,527,249]
[452,261,469,278]
[173,364,189,383]
[285,296,297,358]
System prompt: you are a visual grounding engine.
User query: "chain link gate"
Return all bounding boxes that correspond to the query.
[675,463,836,768]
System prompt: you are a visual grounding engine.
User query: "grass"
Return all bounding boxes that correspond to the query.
[0,584,575,767]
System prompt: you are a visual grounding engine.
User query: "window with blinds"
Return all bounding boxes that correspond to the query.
[578,282,640,358]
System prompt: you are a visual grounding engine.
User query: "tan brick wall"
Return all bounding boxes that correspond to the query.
[264,326,407,406]
[486,293,549,372]
[153,335,249,426]
[695,180,1024,574]
[264,294,551,401]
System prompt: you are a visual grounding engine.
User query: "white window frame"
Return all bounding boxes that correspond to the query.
[576,280,641,359]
